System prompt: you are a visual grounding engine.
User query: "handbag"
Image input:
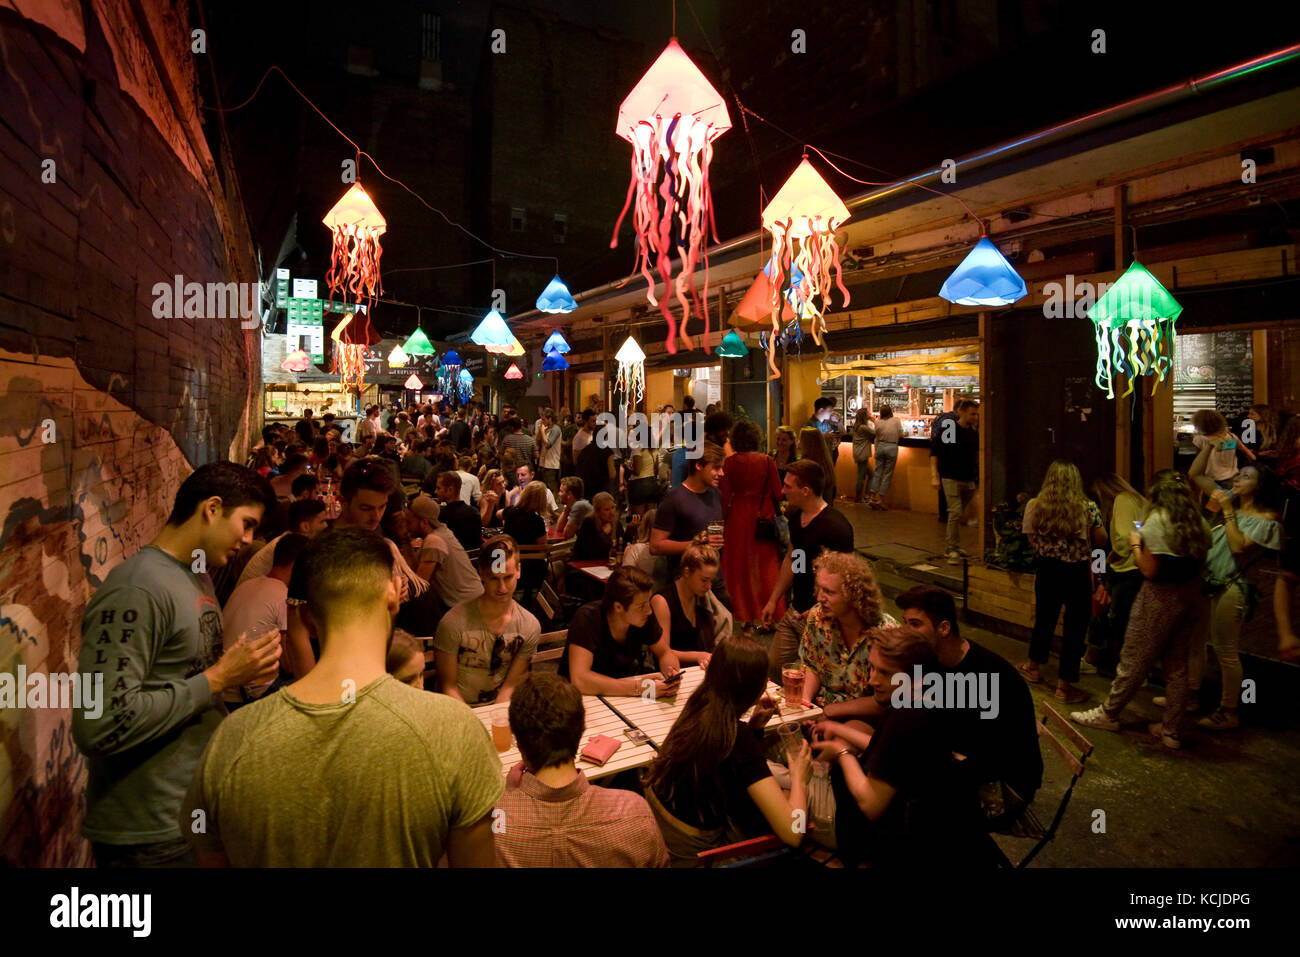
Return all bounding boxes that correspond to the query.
[755,516,779,542]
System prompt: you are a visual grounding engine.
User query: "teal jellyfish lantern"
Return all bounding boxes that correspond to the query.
[535,276,578,313]
[938,236,1027,306]
[456,368,474,404]
[715,329,749,357]
[1087,261,1183,399]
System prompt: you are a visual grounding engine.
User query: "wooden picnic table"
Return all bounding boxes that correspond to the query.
[473,693,656,781]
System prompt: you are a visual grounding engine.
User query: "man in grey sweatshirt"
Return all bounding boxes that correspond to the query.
[73,462,282,867]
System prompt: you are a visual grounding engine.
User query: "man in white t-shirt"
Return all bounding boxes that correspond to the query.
[222,533,308,703]
[409,496,484,609]
[433,535,541,705]
[508,463,558,513]
[357,406,382,443]
[456,456,483,506]
[571,410,596,456]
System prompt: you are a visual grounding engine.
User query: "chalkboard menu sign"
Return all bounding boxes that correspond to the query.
[1213,330,1254,422]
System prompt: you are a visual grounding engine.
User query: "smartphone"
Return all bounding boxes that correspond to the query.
[662,670,683,685]
[1132,521,1143,530]
[624,729,649,744]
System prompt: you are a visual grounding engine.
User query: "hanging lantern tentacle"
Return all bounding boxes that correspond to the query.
[613,40,730,355]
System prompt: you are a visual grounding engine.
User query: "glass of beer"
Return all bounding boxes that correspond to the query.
[491,705,512,753]
[782,666,805,707]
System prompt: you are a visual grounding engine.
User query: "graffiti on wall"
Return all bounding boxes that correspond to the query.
[0,351,186,866]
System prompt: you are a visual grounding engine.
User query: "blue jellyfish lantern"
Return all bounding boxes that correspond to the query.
[543,329,571,354]
[542,350,571,371]
[535,276,578,313]
[938,236,1027,306]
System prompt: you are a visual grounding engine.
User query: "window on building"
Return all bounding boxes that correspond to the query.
[553,213,567,244]
[510,207,526,232]
[421,12,441,61]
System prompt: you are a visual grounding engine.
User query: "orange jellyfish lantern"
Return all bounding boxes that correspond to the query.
[611,38,730,355]
[761,158,851,376]
[323,185,386,388]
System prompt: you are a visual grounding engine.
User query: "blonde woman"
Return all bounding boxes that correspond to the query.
[622,506,657,576]
[1085,473,1149,672]
[480,469,507,527]
[1018,461,1107,704]
[797,550,896,709]
[1072,471,1211,749]
[651,532,731,668]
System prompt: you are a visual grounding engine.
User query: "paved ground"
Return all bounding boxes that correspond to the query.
[839,499,1300,867]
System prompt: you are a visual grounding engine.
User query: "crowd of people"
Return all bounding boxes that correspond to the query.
[66,392,1298,868]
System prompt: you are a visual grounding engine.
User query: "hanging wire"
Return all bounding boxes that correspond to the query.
[205,64,560,271]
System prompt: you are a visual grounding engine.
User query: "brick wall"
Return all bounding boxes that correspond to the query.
[0,1,258,864]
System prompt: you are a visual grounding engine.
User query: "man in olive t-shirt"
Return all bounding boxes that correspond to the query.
[182,527,501,866]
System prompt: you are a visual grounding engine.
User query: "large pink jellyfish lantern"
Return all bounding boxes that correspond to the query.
[323,184,386,388]
[611,38,730,355]
[761,157,851,376]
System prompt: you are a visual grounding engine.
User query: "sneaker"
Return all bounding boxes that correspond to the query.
[1149,721,1182,749]
[1078,660,1098,675]
[945,550,964,566]
[1071,706,1120,732]
[1197,708,1239,731]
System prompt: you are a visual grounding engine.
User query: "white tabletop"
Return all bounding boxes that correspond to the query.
[474,694,657,780]
[601,667,823,747]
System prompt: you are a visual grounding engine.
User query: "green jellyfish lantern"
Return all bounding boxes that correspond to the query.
[1087,261,1183,399]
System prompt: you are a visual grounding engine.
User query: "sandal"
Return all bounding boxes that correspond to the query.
[1017,663,1044,685]
[1055,686,1090,705]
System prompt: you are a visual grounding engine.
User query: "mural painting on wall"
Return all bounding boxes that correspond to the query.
[0,351,186,866]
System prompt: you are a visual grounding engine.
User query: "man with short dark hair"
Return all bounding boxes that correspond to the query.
[495,673,669,868]
[182,527,503,866]
[401,437,433,481]
[290,473,318,500]
[433,470,485,553]
[571,409,596,457]
[509,461,557,512]
[221,533,309,706]
[931,399,980,564]
[653,443,730,606]
[555,476,592,540]
[74,463,282,867]
[502,417,537,468]
[536,407,562,492]
[807,397,842,464]
[271,452,310,500]
[447,407,471,452]
[433,534,540,705]
[294,409,315,445]
[894,585,1042,811]
[761,459,855,682]
[236,499,329,588]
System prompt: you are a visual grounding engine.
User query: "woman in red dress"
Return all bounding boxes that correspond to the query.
[721,420,785,627]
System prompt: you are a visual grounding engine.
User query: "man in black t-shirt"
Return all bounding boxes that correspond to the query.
[431,471,484,554]
[652,443,729,607]
[760,459,855,682]
[813,626,994,868]
[895,586,1043,814]
[930,399,979,563]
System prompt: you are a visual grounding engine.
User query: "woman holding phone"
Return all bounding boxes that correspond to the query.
[645,635,811,865]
